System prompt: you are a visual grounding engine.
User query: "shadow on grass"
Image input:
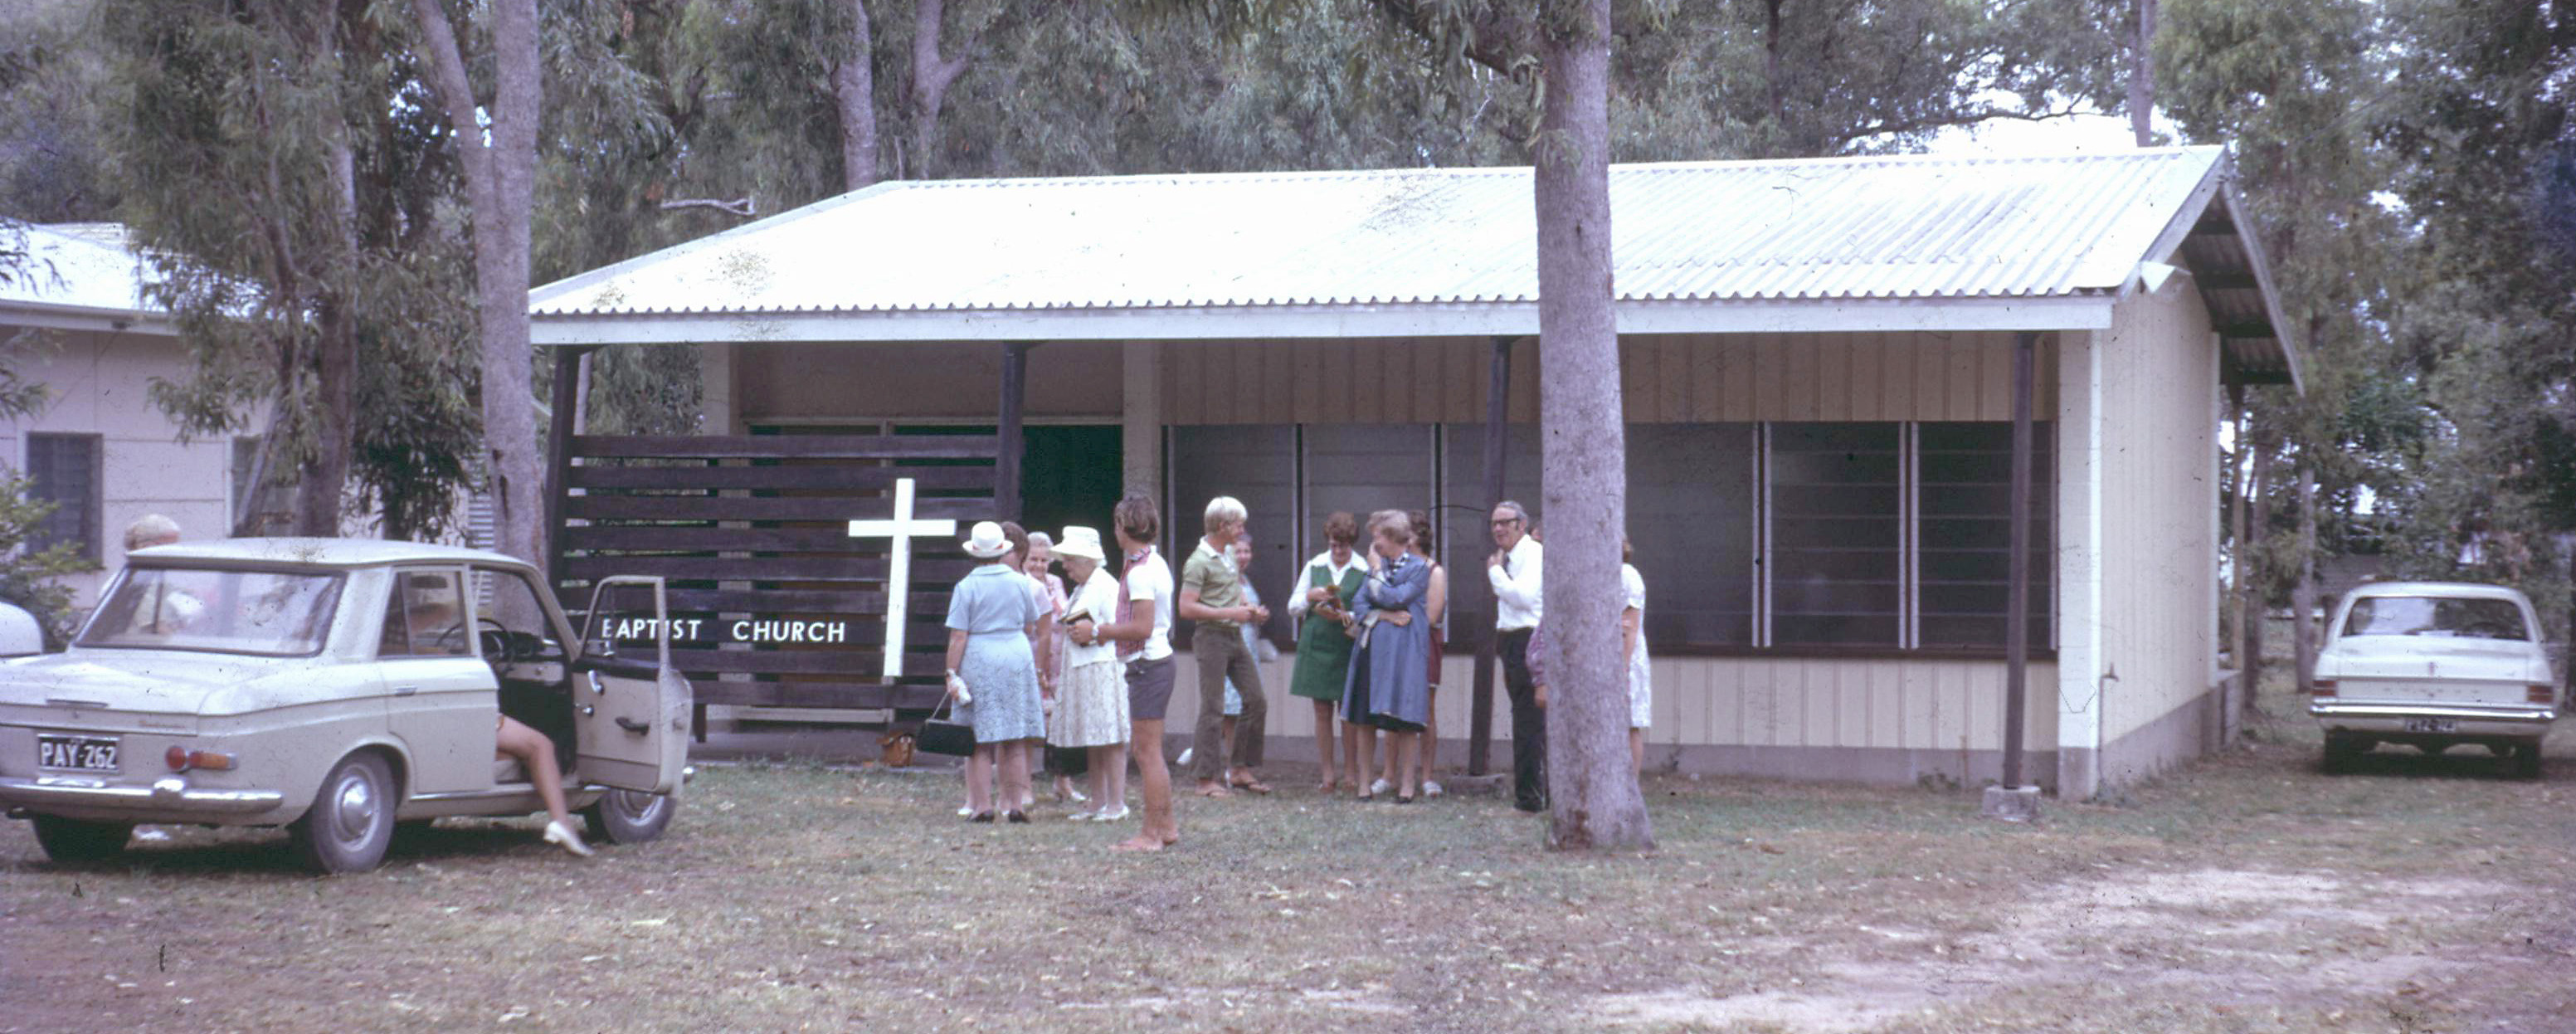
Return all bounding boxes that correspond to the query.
[23,818,576,878]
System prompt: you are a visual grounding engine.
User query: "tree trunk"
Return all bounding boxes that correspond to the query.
[1534,0,1651,852]
[908,0,972,178]
[2129,0,2158,145]
[833,0,880,191]
[2292,462,2318,694]
[411,0,546,564]
[2242,440,2270,708]
[295,128,361,539]
[2227,387,2249,705]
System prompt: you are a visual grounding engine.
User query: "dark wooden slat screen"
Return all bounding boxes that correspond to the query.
[554,432,998,719]
[572,434,1001,460]
[567,495,991,523]
[568,464,994,492]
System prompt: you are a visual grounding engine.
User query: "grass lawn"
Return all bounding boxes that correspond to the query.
[6,687,2574,1033]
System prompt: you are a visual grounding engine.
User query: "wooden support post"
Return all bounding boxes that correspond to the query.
[543,345,594,589]
[995,342,1035,522]
[1469,335,1514,777]
[2003,331,2035,790]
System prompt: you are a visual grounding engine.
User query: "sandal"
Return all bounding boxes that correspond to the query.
[1230,778,1273,795]
[968,811,996,823]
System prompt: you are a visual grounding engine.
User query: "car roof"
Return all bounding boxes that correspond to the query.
[2344,581,2531,603]
[127,538,536,571]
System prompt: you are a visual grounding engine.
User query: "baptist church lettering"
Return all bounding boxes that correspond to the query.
[600,617,848,644]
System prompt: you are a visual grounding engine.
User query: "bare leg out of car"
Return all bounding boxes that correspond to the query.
[497,715,591,857]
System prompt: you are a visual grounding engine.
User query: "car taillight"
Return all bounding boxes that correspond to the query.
[2530,684,2558,705]
[164,746,236,772]
[2311,679,2337,698]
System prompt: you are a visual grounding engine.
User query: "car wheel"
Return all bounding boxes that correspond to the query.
[30,815,134,864]
[582,788,676,845]
[291,752,397,874]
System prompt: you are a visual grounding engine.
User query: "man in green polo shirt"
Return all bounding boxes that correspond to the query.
[1179,495,1272,797]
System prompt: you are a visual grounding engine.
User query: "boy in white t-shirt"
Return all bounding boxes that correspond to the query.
[1075,490,1179,851]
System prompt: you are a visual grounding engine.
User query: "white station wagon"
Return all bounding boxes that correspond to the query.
[2311,581,2559,777]
[0,539,689,872]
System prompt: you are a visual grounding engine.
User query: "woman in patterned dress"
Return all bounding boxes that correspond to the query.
[1045,526,1130,819]
[946,521,1044,823]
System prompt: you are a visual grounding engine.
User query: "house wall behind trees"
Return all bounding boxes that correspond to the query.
[0,329,245,606]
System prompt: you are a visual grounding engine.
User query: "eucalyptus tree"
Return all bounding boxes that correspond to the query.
[2366,0,2576,632]
[95,0,481,540]
[409,0,548,563]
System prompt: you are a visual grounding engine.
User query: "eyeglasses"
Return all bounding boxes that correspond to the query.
[1490,518,1522,528]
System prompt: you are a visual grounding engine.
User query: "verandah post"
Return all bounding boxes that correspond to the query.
[1469,334,1514,776]
[995,342,1036,522]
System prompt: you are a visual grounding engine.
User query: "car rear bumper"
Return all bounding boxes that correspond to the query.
[0,773,285,817]
[2311,701,2556,739]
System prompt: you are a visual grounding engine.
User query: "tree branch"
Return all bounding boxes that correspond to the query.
[659,196,757,217]
[404,0,493,215]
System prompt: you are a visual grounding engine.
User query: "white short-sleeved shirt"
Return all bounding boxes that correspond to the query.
[1123,548,1175,662]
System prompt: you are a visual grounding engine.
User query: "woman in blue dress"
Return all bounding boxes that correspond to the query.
[1340,510,1433,803]
[947,520,1045,822]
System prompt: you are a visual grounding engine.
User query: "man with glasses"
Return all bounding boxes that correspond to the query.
[1487,501,1545,812]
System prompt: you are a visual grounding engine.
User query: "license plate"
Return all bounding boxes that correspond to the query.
[2403,718,2459,734]
[36,734,119,772]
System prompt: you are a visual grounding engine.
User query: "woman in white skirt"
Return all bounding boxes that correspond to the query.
[1620,537,1651,776]
[1045,526,1132,820]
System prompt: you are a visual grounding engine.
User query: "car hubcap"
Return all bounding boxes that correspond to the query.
[331,774,378,842]
[611,790,664,822]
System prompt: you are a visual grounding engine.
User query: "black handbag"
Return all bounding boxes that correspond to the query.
[916,687,976,757]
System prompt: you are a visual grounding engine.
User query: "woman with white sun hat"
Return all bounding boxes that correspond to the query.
[946,520,1045,822]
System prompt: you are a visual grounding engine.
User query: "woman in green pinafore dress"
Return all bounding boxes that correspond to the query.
[1288,512,1369,794]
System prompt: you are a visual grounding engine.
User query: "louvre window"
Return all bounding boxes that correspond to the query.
[27,433,100,563]
[1916,422,2054,650]
[1768,423,1904,646]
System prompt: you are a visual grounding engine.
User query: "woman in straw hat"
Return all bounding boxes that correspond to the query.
[946,520,1045,822]
[1045,526,1131,819]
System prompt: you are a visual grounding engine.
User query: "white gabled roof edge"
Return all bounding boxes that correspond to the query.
[530,294,2115,346]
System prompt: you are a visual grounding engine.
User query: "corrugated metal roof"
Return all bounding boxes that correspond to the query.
[530,147,2229,318]
[1,222,168,324]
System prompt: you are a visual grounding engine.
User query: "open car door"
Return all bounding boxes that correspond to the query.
[574,576,691,794]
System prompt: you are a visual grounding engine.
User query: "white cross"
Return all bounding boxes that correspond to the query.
[849,478,957,680]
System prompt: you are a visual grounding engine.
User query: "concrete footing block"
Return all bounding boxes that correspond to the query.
[1979,784,2043,823]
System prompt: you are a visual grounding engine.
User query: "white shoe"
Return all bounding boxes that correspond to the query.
[1176,748,1195,768]
[1066,787,1091,803]
[1369,778,1393,797]
[1091,806,1132,822]
[1423,780,1444,798]
[957,805,976,817]
[543,819,594,858]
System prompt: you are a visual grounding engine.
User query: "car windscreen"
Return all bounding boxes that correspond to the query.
[77,568,343,656]
[2341,596,2531,641]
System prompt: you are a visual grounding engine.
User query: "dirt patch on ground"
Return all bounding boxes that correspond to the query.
[1598,866,2523,1031]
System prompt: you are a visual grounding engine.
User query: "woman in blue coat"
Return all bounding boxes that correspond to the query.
[1340,510,1432,802]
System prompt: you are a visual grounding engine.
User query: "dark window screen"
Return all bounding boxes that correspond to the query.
[1770,423,1901,646]
[27,433,100,562]
[1627,423,1755,646]
[1916,422,2054,649]
[1167,426,1295,645]
[1438,422,1541,651]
